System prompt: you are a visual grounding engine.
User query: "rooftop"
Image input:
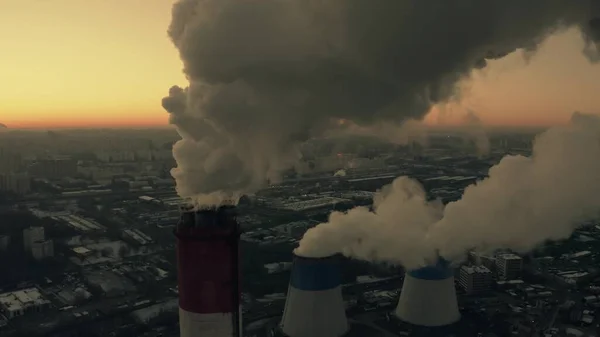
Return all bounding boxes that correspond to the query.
[279,197,350,211]
[72,246,92,255]
[0,288,50,313]
[497,253,522,261]
[461,265,492,274]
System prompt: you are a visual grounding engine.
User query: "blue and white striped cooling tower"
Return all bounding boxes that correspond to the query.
[280,254,349,337]
[395,259,460,327]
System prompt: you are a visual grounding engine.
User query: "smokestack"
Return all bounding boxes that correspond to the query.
[280,253,348,337]
[395,258,460,327]
[175,205,242,337]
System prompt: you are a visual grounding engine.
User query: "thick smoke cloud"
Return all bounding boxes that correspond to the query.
[297,112,600,269]
[163,0,599,206]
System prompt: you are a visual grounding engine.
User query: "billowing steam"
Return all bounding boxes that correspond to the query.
[297,112,600,269]
[299,176,445,268]
[163,0,600,206]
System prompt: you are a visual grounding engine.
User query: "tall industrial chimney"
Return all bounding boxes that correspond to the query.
[395,259,460,327]
[175,205,241,337]
[280,253,349,337]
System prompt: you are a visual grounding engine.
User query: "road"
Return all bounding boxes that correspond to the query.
[15,190,178,203]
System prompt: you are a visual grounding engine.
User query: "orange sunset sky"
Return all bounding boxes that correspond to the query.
[0,0,599,129]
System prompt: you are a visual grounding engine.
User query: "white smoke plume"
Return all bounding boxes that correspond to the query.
[297,112,600,269]
[430,112,600,262]
[163,0,600,207]
[299,176,444,268]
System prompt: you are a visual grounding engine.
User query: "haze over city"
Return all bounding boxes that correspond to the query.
[1,0,599,129]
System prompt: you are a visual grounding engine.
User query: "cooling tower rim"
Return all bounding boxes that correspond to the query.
[292,251,342,261]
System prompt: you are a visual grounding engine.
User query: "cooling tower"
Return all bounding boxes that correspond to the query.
[395,259,460,327]
[175,205,241,337]
[281,253,349,337]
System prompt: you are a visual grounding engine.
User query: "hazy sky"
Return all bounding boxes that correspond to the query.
[1,0,599,129]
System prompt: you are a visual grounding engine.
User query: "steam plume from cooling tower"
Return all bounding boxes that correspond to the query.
[297,112,600,269]
[298,176,445,268]
[162,0,600,207]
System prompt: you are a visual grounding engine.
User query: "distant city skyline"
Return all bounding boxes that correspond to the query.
[1,1,599,129]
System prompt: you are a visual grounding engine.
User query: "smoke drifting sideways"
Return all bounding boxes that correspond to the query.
[297,112,600,269]
[162,0,600,207]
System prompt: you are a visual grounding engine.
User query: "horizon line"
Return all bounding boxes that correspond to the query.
[0,123,556,132]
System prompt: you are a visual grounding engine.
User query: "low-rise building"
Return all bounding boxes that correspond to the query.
[0,288,51,319]
[23,227,44,252]
[31,239,54,260]
[459,265,493,294]
[0,173,30,195]
[496,253,523,281]
[0,235,9,251]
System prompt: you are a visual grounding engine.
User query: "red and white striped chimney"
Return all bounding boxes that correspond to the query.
[175,205,241,337]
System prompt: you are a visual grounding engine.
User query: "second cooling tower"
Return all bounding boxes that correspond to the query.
[280,253,348,337]
[395,259,460,327]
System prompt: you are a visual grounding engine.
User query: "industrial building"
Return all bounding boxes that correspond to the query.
[0,288,51,319]
[280,253,348,337]
[276,197,351,212]
[459,265,493,294]
[31,239,54,260]
[23,226,44,252]
[175,205,242,337]
[0,173,31,195]
[468,251,497,270]
[395,259,461,327]
[0,147,22,174]
[0,234,9,251]
[28,157,77,179]
[51,213,106,232]
[496,253,523,281]
[273,221,314,238]
[123,228,153,245]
